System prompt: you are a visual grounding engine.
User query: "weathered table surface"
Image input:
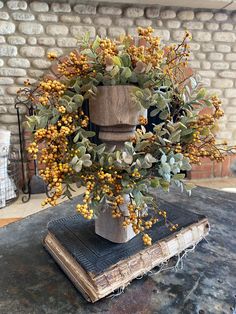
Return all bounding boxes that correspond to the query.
[0,186,235,314]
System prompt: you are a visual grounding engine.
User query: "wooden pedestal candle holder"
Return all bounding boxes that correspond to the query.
[89,85,147,242]
[43,200,209,303]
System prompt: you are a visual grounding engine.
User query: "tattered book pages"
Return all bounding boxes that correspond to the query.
[44,201,209,303]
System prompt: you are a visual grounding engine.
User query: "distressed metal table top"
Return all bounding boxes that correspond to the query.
[0,186,235,314]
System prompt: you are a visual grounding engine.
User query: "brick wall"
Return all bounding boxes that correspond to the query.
[0,1,236,178]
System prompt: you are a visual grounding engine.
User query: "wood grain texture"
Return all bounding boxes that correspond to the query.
[89,85,146,126]
[89,85,147,143]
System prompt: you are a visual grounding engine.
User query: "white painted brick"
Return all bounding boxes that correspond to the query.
[219,98,228,106]
[60,15,80,23]
[228,99,236,106]
[232,45,236,52]
[202,43,215,52]
[82,17,92,25]
[216,44,231,53]
[27,37,37,45]
[74,4,96,14]
[0,106,7,113]
[32,59,51,69]
[6,122,19,132]
[135,18,152,27]
[172,30,186,41]
[0,59,3,66]
[0,114,18,123]
[231,63,236,70]
[7,1,27,10]
[71,26,95,38]
[189,61,200,69]
[0,12,9,20]
[146,7,160,18]
[0,36,5,43]
[208,53,223,61]
[198,71,216,78]
[201,61,211,70]
[196,53,206,60]
[108,27,125,37]
[227,115,236,122]
[200,78,211,86]
[225,53,236,61]
[115,18,133,27]
[37,37,55,46]
[97,27,106,38]
[153,29,170,41]
[98,6,122,15]
[0,96,15,104]
[225,89,236,98]
[165,20,181,29]
[160,10,176,19]
[12,12,34,20]
[0,68,26,76]
[156,20,163,27]
[212,79,233,88]
[57,37,77,47]
[51,3,71,13]
[189,43,200,51]
[19,22,43,35]
[38,14,58,22]
[207,88,223,96]
[46,25,68,36]
[225,107,236,114]
[213,32,235,42]
[177,10,194,21]
[16,77,36,85]
[7,57,30,68]
[0,78,14,84]
[219,71,236,78]
[7,36,25,45]
[0,21,15,34]
[196,12,213,21]
[28,69,44,78]
[217,130,232,139]
[193,31,211,42]
[0,45,17,57]
[94,17,112,26]
[0,2,3,9]
[205,23,219,31]
[214,13,228,22]
[182,21,203,30]
[30,2,49,12]
[47,48,63,57]
[125,7,144,18]
[6,86,21,95]
[20,46,45,57]
[221,23,233,31]
[212,62,229,70]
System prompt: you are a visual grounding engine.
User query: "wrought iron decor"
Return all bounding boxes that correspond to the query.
[15,92,48,202]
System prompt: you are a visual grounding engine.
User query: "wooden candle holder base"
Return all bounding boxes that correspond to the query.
[43,200,209,303]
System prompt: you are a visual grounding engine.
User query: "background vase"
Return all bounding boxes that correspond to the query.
[0,130,16,208]
[89,85,147,243]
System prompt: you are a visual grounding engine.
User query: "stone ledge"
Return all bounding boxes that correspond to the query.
[74,0,236,10]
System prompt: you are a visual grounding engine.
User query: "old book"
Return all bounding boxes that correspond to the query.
[43,200,209,303]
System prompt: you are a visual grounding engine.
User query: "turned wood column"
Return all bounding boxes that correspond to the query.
[89,85,147,150]
[89,85,147,243]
